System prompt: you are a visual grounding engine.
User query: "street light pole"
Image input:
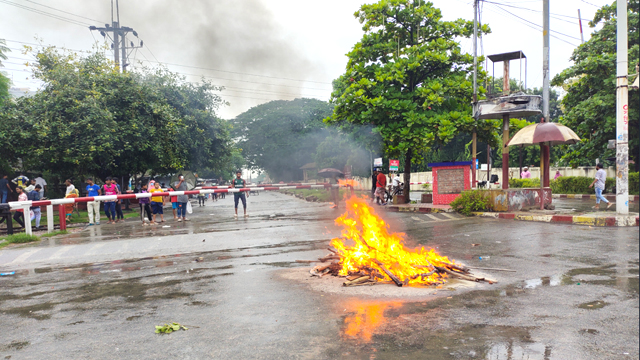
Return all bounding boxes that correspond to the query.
[616,0,629,214]
[472,0,478,189]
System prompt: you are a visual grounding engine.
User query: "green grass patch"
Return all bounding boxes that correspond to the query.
[0,233,41,249]
[40,230,69,238]
[38,209,139,224]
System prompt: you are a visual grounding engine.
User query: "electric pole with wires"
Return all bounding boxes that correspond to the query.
[88,0,142,72]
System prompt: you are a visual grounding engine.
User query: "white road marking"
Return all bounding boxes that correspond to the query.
[48,246,75,260]
[5,248,42,265]
[83,243,107,256]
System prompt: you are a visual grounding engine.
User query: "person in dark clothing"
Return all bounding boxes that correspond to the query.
[138,183,154,225]
[371,169,378,201]
[231,171,247,217]
[114,179,124,222]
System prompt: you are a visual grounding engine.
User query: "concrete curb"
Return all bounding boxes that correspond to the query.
[472,211,639,227]
[553,194,639,202]
[386,205,453,213]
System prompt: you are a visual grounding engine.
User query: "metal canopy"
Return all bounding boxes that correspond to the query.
[487,51,526,63]
[473,94,542,120]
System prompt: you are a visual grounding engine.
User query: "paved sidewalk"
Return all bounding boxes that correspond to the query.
[386,203,453,213]
[553,193,639,201]
[473,210,639,227]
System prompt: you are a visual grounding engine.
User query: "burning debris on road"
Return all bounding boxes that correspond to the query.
[305,196,496,287]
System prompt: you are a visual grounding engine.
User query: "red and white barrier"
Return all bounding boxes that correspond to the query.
[6,184,347,235]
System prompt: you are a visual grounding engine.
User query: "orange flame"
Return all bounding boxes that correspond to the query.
[331,196,457,286]
[338,179,361,187]
[342,300,402,342]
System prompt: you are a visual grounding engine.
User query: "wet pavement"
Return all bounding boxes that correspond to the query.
[0,192,638,359]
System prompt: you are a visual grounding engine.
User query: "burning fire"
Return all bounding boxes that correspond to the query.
[330,196,459,286]
[338,178,361,187]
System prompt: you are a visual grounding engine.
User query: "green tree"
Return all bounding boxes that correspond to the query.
[325,0,493,202]
[0,39,11,102]
[552,0,639,169]
[232,98,334,181]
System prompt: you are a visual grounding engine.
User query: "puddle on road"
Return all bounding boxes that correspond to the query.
[578,300,608,310]
[331,297,552,360]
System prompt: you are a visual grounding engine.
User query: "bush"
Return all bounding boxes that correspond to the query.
[630,172,639,195]
[549,176,615,194]
[509,178,540,188]
[449,190,491,216]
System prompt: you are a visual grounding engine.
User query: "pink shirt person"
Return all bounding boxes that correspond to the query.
[521,167,531,179]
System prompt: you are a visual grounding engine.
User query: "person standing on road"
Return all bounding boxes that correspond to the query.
[138,183,154,226]
[0,174,12,203]
[375,169,387,205]
[34,174,47,199]
[521,167,531,179]
[230,171,247,218]
[102,177,118,224]
[85,178,102,226]
[174,174,189,222]
[150,181,165,223]
[113,179,124,222]
[589,163,613,210]
[371,169,378,202]
[13,186,27,228]
[28,185,42,229]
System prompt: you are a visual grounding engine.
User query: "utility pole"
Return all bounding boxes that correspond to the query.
[616,0,629,215]
[89,0,142,72]
[502,60,510,189]
[541,0,551,188]
[472,0,478,189]
[578,9,585,44]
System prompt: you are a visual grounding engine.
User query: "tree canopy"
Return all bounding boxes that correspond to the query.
[231,98,335,181]
[325,0,493,201]
[552,0,639,169]
[0,47,235,182]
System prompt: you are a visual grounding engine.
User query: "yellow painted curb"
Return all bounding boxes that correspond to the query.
[573,216,595,226]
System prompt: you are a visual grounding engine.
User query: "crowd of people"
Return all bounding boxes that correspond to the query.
[0,170,251,230]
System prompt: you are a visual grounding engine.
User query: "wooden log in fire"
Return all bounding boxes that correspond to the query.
[343,276,371,286]
[434,266,496,284]
[372,259,403,287]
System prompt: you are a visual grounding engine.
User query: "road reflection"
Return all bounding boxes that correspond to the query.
[341,300,403,342]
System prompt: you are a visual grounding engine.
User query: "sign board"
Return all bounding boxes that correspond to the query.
[475,159,479,169]
[389,159,399,172]
[373,157,383,167]
[480,164,488,171]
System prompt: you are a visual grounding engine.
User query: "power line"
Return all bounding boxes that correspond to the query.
[579,0,601,8]
[22,0,106,23]
[137,59,332,85]
[484,0,583,21]
[485,3,581,45]
[0,0,92,27]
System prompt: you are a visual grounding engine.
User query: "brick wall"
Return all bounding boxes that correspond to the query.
[433,165,471,205]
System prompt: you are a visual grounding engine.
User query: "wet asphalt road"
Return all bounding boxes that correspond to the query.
[0,192,638,360]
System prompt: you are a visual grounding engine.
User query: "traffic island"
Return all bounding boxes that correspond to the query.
[472,210,639,227]
[385,203,453,213]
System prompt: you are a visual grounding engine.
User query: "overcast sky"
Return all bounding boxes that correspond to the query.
[1,0,613,119]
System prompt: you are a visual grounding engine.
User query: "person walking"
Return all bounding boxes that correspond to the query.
[231,171,247,218]
[85,178,102,226]
[34,174,47,199]
[589,163,613,210]
[521,167,531,179]
[375,169,388,205]
[65,179,76,195]
[174,174,189,222]
[102,177,118,224]
[28,185,42,229]
[138,183,154,225]
[12,172,29,188]
[0,174,12,203]
[150,181,165,223]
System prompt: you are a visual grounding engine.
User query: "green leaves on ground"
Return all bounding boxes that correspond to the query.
[155,322,188,334]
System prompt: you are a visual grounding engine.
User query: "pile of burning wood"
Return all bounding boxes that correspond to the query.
[299,196,497,287]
